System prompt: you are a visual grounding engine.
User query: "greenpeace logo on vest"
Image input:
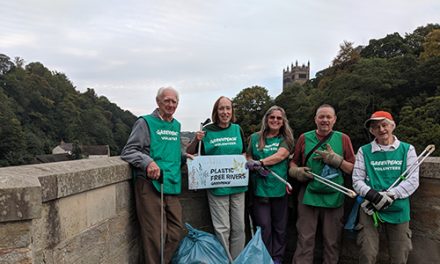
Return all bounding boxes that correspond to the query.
[156,129,178,141]
[210,137,237,146]
[370,160,403,171]
[255,142,279,152]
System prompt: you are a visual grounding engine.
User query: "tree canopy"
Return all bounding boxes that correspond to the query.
[1,23,439,166]
[232,86,273,137]
[234,24,440,155]
[0,55,136,166]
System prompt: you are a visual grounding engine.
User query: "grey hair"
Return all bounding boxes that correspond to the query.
[368,119,396,134]
[156,86,179,102]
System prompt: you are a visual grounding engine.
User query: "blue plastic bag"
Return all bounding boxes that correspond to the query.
[321,164,340,179]
[172,223,229,264]
[233,227,273,264]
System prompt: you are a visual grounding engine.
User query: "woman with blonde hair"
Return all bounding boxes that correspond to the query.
[246,105,294,264]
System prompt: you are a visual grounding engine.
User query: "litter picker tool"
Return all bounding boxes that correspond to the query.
[261,165,293,193]
[198,118,211,156]
[387,144,435,191]
[308,171,357,198]
[345,144,436,230]
[158,171,164,264]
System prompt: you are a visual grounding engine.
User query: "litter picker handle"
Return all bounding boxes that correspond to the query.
[197,118,211,156]
[309,171,357,198]
[262,165,293,191]
[158,171,164,184]
[387,144,435,191]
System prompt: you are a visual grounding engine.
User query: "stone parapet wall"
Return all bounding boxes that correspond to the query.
[0,158,139,264]
[1,157,439,263]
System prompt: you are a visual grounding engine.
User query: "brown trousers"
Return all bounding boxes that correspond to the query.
[135,177,184,264]
[292,187,344,264]
[357,210,412,264]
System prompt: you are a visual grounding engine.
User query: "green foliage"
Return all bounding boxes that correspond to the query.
[419,29,440,60]
[237,24,440,154]
[275,83,315,137]
[332,40,361,67]
[397,97,440,156]
[360,32,410,58]
[0,54,136,167]
[232,86,273,137]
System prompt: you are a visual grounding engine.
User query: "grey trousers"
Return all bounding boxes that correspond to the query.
[357,210,412,264]
[207,191,246,259]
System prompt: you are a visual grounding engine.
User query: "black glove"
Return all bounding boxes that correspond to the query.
[365,189,394,211]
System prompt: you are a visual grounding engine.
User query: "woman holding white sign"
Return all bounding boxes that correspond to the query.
[186,96,247,259]
[246,105,294,264]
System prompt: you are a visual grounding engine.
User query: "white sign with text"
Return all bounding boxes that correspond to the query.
[187,155,249,190]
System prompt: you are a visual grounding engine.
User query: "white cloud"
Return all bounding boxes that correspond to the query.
[1,0,439,131]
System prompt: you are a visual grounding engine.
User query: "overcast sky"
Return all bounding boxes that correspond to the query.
[1,0,439,131]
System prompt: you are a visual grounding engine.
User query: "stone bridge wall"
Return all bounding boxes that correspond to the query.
[0,157,439,263]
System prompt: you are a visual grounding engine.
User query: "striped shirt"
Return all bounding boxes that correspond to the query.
[352,136,419,199]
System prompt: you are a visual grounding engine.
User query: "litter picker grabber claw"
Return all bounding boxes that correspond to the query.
[344,144,436,230]
[387,144,435,191]
[158,171,164,264]
[261,165,293,193]
[198,118,211,156]
[308,171,357,198]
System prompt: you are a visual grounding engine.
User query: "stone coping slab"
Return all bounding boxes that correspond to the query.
[0,157,130,222]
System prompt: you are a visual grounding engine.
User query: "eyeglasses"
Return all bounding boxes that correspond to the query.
[268,116,283,120]
[370,122,391,130]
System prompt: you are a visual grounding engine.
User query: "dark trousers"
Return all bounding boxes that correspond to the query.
[292,187,344,264]
[135,177,184,264]
[253,194,289,262]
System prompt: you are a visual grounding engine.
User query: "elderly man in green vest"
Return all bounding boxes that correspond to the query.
[288,104,355,264]
[121,87,186,263]
[352,111,419,264]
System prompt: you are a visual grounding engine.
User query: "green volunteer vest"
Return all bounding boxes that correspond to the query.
[303,131,345,208]
[143,115,181,195]
[250,133,288,197]
[203,123,247,196]
[362,142,411,224]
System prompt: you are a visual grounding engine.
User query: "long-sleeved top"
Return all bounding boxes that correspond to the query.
[352,136,419,199]
[121,108,185,178]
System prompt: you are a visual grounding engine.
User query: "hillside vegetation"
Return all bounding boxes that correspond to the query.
[2,24,439,166]
[233,24,440,154]
[0,57,136,166]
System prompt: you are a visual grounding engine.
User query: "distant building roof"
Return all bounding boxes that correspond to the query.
[52,141,110,157]
[81,145,110,156]
[32,153,72,164]
[60,141,73,152]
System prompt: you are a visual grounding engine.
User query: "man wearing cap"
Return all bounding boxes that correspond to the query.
[288,104,355,264]
[352,110,419,264]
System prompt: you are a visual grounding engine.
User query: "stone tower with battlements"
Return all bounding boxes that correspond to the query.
[283,60,310,91]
